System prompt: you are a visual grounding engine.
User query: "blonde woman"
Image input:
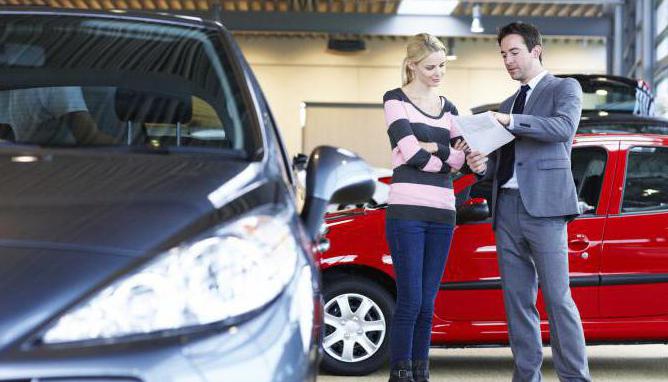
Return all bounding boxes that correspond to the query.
[382,33,468,382]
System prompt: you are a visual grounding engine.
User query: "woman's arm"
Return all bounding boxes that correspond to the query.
[384,93,450,173]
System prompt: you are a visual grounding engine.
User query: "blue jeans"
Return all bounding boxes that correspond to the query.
[385,218,454,364]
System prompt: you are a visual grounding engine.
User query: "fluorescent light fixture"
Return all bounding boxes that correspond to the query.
[471,4,484,33]
[397,0,460,16]
[11,155,38,163]
[595,89,609,96]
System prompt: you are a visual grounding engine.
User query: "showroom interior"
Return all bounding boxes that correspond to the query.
[0,1,667,382]
[4,0,663,162]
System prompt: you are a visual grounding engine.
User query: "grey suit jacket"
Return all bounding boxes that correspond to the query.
[482,73,582,228]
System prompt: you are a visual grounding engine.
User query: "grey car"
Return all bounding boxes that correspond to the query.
[0,8,374,381]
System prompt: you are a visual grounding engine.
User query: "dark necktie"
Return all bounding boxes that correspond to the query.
[497,84,531,187]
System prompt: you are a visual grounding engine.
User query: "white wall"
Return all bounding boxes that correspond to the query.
[236,36,606,156]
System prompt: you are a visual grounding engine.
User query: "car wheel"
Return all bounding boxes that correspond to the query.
[320,275,394,375]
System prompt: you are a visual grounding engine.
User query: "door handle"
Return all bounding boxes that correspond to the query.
[568,234,590,251]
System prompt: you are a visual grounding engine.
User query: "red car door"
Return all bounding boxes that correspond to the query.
[432,142,611,344]
[599,139,668,322]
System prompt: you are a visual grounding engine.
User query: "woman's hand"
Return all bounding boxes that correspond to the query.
[418,141,438,154]
[453,138,470,153]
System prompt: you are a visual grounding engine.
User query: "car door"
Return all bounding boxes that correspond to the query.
[435,144,611,325]
[563,143,616,319]
[600,141,668,318]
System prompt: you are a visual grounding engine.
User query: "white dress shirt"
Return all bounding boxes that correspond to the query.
[501,70,549,189]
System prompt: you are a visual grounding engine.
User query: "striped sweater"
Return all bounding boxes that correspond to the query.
[383,88,465,224]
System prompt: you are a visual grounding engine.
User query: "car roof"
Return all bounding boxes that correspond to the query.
[577,112,668,136]
[580,111,668,125]
[0,6,223,30]
[575,133,668,145]
[557,73,644,89]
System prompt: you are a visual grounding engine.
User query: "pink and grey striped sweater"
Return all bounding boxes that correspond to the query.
[383,88,465,224]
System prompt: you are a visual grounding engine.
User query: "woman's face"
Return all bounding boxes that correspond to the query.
[409,50,446,87]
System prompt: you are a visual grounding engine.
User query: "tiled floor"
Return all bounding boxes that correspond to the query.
[319,344,668,381]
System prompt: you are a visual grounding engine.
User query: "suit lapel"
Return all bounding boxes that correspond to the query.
[499,95,515,113]
[523,73,553,113]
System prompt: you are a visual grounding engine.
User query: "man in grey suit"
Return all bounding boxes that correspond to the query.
[466,22,591,382]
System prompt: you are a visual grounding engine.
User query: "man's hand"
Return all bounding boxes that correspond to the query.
[467,150,488,175]
[418,141,438,154]
[493,112,511,127]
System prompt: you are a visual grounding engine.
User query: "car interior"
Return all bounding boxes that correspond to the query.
[0,85,239,151]
[622,146,668,212]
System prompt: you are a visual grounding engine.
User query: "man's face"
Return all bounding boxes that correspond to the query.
[499,34,541,83]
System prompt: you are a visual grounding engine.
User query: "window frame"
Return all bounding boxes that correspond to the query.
[571,145,609,217]
[620,145,668,215]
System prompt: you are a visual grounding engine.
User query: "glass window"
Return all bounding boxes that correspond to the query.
[581,85,637,113]
[0,15,260,157]
[622,147,668,213]
[462,147,608,218]
[571,147,607,214]
[575,75,654,116]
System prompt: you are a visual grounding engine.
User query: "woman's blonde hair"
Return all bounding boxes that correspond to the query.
[401,33,447,86]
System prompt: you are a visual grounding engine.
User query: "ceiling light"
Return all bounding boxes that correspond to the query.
[397,0,460,16]
[471,4,484,33]
[11,155,38,163]
[595,89,609,96]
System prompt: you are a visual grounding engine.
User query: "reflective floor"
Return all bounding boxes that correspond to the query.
[319,345,668,381]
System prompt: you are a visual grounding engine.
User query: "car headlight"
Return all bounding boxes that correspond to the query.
[41,207,301,345]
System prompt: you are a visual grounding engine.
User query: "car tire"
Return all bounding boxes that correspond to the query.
[320,275,394,376]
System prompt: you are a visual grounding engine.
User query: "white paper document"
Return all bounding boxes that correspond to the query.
[452,112,515,155]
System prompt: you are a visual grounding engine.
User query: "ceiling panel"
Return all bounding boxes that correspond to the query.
[0,0,609,17]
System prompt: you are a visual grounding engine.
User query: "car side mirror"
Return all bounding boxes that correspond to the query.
[457,197,489,224]
[300,146,375,240]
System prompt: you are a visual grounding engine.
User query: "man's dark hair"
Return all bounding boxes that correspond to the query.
[497,22,543,62]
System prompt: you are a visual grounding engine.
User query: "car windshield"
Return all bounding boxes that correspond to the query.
[0,14,260,158]
[576,76,654,115]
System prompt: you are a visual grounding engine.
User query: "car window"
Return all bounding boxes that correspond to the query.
[0,15,260,157]
[142,95,228,148]
[574,76,654,115]
[572,147,607,214]
[622,146,668,213]
[465,148,608,218]
[581,83,637,113]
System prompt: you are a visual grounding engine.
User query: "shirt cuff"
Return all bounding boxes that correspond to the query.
[507,114,515,130]
[446,148,466,171]
[473,165,486,177]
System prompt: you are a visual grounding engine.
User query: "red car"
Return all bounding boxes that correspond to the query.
[316,112,668,375]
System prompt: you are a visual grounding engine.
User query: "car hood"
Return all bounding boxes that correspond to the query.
[0,148,258,253]
[0,148,267,351]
